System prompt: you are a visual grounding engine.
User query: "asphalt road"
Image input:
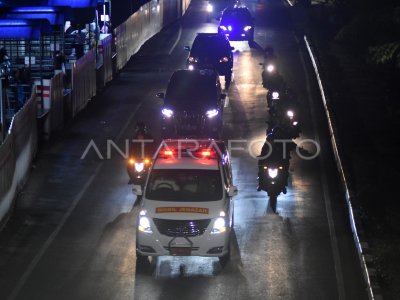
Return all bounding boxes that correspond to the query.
[0,0,368,299]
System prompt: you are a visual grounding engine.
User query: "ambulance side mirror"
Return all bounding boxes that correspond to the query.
[228,186,238,197]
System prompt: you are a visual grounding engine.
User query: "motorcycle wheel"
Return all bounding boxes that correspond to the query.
[269,195,278,213]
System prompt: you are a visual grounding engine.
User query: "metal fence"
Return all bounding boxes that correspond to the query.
[71,49,96,118]
[0,90,37,224]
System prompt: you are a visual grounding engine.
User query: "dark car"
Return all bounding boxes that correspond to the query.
[157,69,226,138]
[218,6,254,44]
[184,33,234,88]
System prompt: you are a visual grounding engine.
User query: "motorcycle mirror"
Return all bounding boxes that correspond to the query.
[228,186,238,197]
[133,184,143,196]
[156,92,165,99]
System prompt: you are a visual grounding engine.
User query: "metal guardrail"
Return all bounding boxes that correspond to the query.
[303,35,380,300]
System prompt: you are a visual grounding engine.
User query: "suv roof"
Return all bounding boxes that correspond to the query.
[191,33,231,51]
[165,69,219,108]
[221,6,252,22]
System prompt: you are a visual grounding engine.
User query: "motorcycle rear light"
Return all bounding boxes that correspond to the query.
[163,150,173,156]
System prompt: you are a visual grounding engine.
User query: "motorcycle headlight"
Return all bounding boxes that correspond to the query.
[272,91,279,99]
[134,162,144,172]
[211,217,226,234]
[220,25,227,31]
[207,3,213,12]
[206,109,219,118]
[188,56,198,63]
[138,216,152,233]
[219,57,229,63]
[268,168,278,179]
[287,110,294,118]
[266,64,275,72]
[244,26,252,31]
[188,65,194,71]
[162,108,174,118]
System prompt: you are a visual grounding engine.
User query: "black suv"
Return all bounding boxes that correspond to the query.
[185,33,234,88]
[157,69,226,138]
[218,6,254,45]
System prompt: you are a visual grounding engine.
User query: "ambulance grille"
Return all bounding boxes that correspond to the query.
[153,219,211,237]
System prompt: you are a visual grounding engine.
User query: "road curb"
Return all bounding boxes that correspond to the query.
[303,35,382,300]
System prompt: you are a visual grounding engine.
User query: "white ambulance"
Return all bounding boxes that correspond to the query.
[134,139,238,265]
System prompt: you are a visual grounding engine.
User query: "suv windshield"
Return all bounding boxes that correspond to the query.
[191,36,230,58]
[165,72,217,108]
[146,169,223,201]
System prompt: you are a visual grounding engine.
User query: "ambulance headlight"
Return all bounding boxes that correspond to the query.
[138,216,152,233]
[268,168,278,179]
[211,217,226,234]
[134,162,144,172]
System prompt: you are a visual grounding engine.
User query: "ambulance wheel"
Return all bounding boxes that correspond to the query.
[219,244,231,267]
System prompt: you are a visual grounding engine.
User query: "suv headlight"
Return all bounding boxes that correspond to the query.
[244,26,252,31]
[211,217,226,234]
[162,108,174,118]
[219,57,229,63]
[138,216,152,233]
[206,109,219,118]
[268,168,278,179]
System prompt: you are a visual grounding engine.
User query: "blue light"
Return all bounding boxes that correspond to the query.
[13,7,56,13]
[228,25,232,31]
[48,0,97,8]
[0,19,28,26]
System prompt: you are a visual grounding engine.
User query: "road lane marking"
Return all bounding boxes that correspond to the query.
[168,24,182,55]
[224,95,230,108]
[298,43,346,299]
[7,93,148,300]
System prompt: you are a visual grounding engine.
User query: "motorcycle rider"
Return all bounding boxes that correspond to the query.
[257,127,293,192]
[262,46,285,92]
[127,122,156,184]
[268,87,301,139]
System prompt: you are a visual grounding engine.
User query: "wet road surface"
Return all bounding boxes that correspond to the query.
[0,0,368,299]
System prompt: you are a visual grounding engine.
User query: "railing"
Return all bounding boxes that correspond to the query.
[0,91,37,225]
[71,49,96,118]
[0,0,192,226]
